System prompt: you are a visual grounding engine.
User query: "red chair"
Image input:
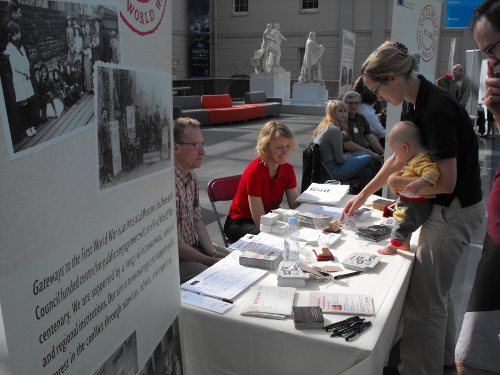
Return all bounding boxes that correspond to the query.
[207,175,242,247]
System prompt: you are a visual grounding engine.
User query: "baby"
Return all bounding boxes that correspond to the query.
[378,121,440,255]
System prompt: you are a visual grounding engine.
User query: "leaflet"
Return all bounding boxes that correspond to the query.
[229,233,284,252]
[240,285,296,319]
[309,292,374,315]
[181,292,235,314]
[181,262,268,300]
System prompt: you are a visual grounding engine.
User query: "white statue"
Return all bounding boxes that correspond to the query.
[251,23,278,73]
[266,23,287,68]
[298,32,325,84]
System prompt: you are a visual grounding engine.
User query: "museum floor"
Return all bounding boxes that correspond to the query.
[196,113,500,375]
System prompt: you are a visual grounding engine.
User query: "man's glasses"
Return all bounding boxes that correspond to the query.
[484,39,500,58]
[346,101,360,106]
[176,141,206,150]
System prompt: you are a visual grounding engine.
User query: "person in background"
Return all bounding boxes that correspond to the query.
[342,91,385,172]
[174,117,227,283]
[224,121,300,242]
[453,63,472,108]
[313,100,375,190]
[66,16,74,63]
[455,1,500,373]
[39,64,57,121]
[435,73,459,100]
[99,106,113,185]
[6,21,36,137]
[110,31,120,64]
[341,41,484,375]
[82,22,93,93]
[353,76,386,148]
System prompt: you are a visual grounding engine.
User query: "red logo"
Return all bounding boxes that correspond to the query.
[417,5,438,62]
[120,0,167,36]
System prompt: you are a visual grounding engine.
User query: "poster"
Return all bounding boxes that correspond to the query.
[0,0,181,374]
[188,0,210,78]
[338,29,356,98]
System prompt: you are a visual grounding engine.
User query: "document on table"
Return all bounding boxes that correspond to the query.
[181,262,268,300]
[240,285,296,319]
[309,292,375,315]
[229,233,284,252]
[304,205,344,219]
[181,292,235,314]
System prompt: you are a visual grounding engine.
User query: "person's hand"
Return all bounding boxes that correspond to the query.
[404,178,429,195]
[388,170,404,195]
[484,61,500,120]
[213,252,227,259]
[202,255,221,267]
[369,151,380,161]
[341,194,368,221]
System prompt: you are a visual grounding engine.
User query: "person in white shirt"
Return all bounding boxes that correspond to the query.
[353,76,386,147]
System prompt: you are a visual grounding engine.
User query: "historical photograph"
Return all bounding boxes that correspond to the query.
[0,0,121,158]
[138,317,183,375]
[92,331,139,375]
[96,64,171,191]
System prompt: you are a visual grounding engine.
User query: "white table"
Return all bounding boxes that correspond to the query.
[180,196,415,375]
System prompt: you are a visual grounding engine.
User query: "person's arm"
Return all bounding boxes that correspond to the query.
[194,219,227,259]
[285,187,300,209]
[177,242,221,266]
[341,153,404,220]
[388,157,457,196]
[366,134,385,155]
[365,111,386,140]
[343,140,380,159]
[248,195,266,227]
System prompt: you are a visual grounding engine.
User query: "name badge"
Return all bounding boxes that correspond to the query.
[354,127,359,134]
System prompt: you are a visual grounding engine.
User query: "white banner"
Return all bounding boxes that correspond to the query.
[338,29,356,99]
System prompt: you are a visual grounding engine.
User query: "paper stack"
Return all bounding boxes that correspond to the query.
[341,252,382,272]
[241,285,296,319]
[276,261,310,287]
[292,306,324,329]
[357,225,392,242]
[239,248,283,271]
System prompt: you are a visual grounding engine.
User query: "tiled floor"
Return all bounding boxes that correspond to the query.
[195,113,499,375]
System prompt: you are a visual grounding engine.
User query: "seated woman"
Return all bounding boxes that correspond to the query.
[313,100,376,189]
[224,121,300,242]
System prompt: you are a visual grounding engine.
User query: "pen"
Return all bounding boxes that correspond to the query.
[194,292,234,304]
[334,271,364,280]
[345,321,372,341]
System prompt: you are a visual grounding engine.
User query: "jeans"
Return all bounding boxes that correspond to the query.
[324,152,375,189]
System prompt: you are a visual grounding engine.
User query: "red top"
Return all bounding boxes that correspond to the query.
[488,165,500,245]
[228,157,297,220]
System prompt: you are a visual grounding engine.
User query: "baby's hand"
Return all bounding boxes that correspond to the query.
[404,178,430,195]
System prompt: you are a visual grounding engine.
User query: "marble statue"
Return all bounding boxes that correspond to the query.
[298,32,325,84]
[251,23,278,73]
[265,23,287,68]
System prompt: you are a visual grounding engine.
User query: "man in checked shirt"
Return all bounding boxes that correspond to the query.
[174,118,228,283]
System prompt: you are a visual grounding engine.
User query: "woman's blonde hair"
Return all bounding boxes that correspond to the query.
[256,121,298,161]
[313,100,348,138]
[361,41,416,84]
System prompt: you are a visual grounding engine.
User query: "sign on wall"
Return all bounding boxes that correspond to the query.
[189,0,210,78]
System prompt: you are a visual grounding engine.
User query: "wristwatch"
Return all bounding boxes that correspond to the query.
[208,249,217,257]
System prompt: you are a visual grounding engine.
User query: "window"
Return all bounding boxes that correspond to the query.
[234,0,248,15]
[301,0,318,10]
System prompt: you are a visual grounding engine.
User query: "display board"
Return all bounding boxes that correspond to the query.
[338,29,356,99]
[0,0,182,374]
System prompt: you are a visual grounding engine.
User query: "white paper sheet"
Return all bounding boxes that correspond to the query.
[181,292,235,314]
[240,285,296,319]
[229,233,284,252]
[304,204,344,219]
[181,262,268,299]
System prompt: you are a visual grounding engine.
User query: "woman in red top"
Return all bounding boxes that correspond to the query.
[224,121,300,242]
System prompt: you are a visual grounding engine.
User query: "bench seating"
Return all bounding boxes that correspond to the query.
[244,91,282,116]
[173,93,280,124]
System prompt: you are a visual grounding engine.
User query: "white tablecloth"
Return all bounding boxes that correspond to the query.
[180,196,415,375]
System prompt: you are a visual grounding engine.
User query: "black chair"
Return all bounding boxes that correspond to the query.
[301,142,361,192]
